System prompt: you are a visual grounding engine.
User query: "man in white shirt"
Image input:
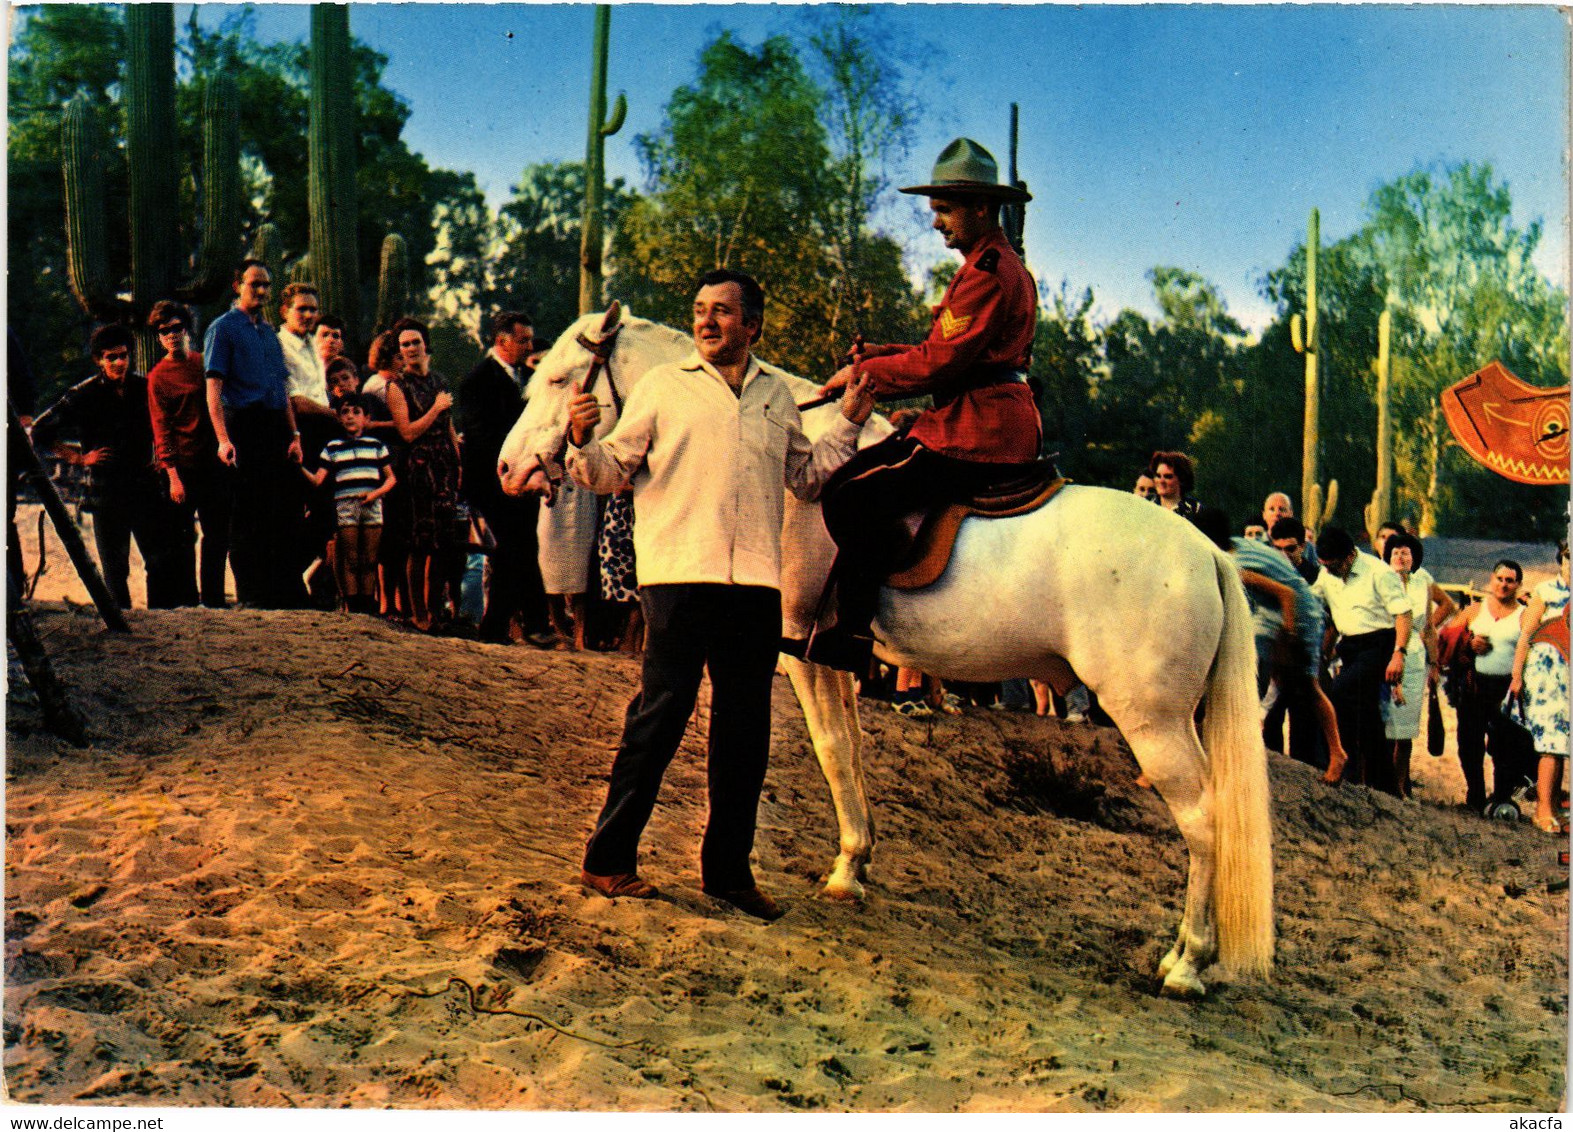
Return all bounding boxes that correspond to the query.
[278,283,337,602]
[278,283,329,417]
[1311,525,1412,792]
[565,269,874,919]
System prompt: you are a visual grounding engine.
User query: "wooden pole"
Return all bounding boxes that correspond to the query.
[7,572,88,746]
[8,402,130,632]
[1004,103,1027,257]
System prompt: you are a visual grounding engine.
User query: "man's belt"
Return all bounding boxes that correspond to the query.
[932,365,1028,408]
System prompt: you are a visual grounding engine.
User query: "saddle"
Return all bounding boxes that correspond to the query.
[886,459,1066,591]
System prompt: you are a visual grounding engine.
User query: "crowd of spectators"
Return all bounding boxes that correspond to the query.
[17,260,588,650]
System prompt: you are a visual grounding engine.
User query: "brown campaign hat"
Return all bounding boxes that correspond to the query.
[900,137,1031,202]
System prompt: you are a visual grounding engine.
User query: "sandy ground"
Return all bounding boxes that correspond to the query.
[3,507,1567,1111]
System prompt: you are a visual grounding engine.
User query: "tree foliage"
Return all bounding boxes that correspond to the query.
[495,162,634,339]
[1264,162,1567,538]
[611,31,924,377]
[8,5,480,396]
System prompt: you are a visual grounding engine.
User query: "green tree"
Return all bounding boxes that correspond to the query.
[497,161,634,338]
[611,31,923,377]
[1028,282,1099,466]
[1362,162,1567,536]
[8,5,128,392]
[10,4,480,393]
[795,6,923,347]
[1262,163,1567,539]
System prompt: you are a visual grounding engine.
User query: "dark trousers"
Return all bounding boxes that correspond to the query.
[583,583,781,890]
[1328,628,1397,792]
[821,435,1028,635]
[1456,672,1535,810]
[176,461,234,608]
[90,483,188,609]
[472,488,549,641]
[1263,668,1326,770]
[225,407,306,609]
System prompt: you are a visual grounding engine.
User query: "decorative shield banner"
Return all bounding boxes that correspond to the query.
[1440,360,1570,486]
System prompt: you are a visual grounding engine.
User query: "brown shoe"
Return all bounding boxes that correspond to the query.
[580,869,658,899]
[703,884,784,921]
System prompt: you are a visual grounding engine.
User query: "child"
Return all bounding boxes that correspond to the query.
[301,394,395,614]
[325,356,361,407]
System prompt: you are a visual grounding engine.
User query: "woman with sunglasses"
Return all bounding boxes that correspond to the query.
[147,301,232,608]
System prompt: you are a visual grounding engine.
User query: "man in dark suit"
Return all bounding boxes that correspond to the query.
[458,311,554,646]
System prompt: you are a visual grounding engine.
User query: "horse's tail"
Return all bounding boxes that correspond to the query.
[1203,545,1275,977]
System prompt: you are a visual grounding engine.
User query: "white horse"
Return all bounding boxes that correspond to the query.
[498,307,1273,998]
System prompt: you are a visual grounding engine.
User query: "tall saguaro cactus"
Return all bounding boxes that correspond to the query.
[1364,307,1394,538]
[62,4,239,370]
[578,5,627,316]
[375,233,409,332]
[309,4,360,343]
[1290,207,1337,530]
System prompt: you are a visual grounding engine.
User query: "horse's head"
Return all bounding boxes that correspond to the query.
[498,303,624,497]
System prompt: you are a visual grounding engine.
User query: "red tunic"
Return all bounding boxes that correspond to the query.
[858,227,1040,463]
[147,353,217,470]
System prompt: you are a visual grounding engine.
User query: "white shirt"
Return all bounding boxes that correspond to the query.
[280,329,327,405]
[567,351,859,589]
[1469,601,1523,677]
[1312,550,1410,636]
[1394,572,1431,656]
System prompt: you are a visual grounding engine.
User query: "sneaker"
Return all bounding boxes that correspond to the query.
[940,692,964,716]
[892,699,934,719]
[1063,710,1088,724]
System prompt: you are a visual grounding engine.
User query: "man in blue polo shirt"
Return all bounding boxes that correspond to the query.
[204,258,306,608]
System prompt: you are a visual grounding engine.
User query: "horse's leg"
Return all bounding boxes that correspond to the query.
[781,655,873,901]
[1115,712,1218,998]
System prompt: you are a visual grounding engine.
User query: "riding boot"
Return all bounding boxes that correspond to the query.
[806,569,877,674]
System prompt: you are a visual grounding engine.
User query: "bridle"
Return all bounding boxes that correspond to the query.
[546,303,624,486]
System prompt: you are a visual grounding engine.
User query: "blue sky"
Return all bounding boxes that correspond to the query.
[182,3,1567,333]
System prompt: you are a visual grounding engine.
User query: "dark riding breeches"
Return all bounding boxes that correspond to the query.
[820,435,1030,636]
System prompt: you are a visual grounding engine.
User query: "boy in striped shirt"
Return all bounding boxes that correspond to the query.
[301,394,395,613]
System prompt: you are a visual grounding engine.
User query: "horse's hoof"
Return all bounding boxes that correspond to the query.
[822,863,866,904]
[1157,945,1181,981]
[1160,965,1207,1000]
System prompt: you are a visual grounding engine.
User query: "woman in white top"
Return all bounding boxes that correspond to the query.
[1379,534,1432,798]
[1455,560,1527,813]
[1510,541,1570,832]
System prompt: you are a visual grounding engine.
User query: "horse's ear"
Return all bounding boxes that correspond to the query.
[598,301,622,335]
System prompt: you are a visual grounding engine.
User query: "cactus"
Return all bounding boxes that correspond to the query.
[249,223,286,319]
[61,5,240,370]
[308,4,360,344]
[375,234,409,333]
[1364,307,1394,538]
[578,5,627,316]
[1290,207,1337,531]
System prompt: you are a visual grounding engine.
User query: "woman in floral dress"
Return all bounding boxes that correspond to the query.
[1510,541,1570,833]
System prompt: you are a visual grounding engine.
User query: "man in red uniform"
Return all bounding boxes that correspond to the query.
[808,138,1041,673]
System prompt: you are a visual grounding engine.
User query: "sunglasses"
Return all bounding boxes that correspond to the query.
[157,324,187,337]
[100,349,131,361]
